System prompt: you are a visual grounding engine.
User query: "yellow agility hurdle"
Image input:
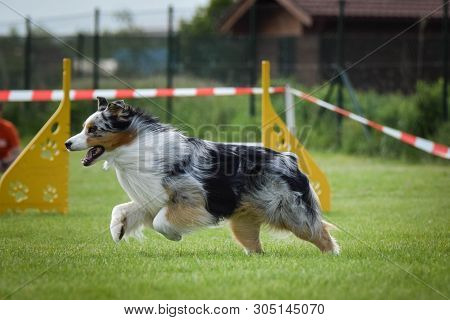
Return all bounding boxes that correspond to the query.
[0,59,71,214]
[261,61,331,211]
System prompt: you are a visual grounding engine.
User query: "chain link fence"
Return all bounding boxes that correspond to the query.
[0,31,447,91]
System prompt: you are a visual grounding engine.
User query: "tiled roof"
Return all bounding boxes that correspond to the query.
[219,0,445,33]
[292,0,444,19]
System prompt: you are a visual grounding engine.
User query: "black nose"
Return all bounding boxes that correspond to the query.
[65,141,72,150]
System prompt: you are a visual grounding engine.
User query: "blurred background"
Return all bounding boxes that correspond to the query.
[0,0,449,160]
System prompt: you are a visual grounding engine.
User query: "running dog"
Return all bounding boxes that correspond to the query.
[65,97,339,254]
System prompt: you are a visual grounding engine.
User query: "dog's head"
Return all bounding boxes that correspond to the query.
[65,97,137,166]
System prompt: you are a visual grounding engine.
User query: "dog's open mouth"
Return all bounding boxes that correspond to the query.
[82,146,105,166]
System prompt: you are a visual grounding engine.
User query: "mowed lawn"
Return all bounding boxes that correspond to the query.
[0,152,449,299]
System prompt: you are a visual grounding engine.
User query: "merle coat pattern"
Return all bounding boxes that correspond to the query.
[65,97,339,254]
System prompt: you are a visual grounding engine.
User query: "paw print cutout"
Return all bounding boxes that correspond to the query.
[9,181,29,203]
[43,185,58,203]
[40,138,60,161]
[311,180,322,196]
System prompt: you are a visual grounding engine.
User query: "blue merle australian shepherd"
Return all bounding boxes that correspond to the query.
[65,97,339,255]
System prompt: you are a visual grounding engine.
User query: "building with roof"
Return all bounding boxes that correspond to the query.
[219,0,446,91]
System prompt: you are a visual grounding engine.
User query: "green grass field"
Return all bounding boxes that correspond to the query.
[0,152,449,299]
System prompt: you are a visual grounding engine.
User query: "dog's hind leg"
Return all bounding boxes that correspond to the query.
[229,211,264,254]
[110,201,146,242]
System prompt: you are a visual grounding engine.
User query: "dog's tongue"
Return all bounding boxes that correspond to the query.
[82,146,105,166]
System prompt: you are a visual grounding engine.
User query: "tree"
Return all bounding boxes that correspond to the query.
[179,0,233,35]
[177,0,249,84]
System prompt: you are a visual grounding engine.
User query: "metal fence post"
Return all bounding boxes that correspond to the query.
[76,33,85,77]
[285,84,296,135]
[249,3,257,117]
[166,5,174,122]
[336,0,345,147]
[24,16,31,89]
[443,0,449,121]
[93,8,100,89]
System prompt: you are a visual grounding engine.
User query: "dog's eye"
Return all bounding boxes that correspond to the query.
[87,126,97,133]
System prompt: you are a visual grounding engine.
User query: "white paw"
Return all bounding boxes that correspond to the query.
[110,217,126,243]
[153,219,182,241]
[160,231,182,242]
[153,207,182,241]
[110,219,125,243]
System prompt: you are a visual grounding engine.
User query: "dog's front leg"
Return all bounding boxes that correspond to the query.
[153,207,182,241]
[110,201,144,242]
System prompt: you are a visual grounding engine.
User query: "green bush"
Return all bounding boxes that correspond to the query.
[433,121,450,146]
[415,79,446,137]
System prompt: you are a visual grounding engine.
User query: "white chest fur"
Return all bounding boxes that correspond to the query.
[115,167,167,216]
[104,129,189,217]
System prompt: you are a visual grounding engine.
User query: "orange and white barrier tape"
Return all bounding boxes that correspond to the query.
[0,87,285,102]
[289,88,450,159]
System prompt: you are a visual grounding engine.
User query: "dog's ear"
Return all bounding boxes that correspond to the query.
[107,100,132,118]
[97,96,108,111]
